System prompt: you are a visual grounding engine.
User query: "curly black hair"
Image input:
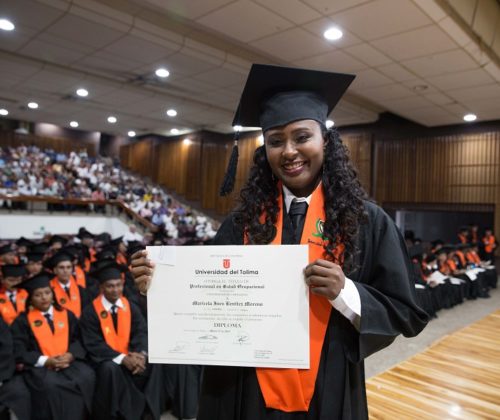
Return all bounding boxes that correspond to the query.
[234,127,368,273]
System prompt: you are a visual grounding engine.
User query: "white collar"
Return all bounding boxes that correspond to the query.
[282,185,313,213]
[42,305,54,317]
[58,279,72,289]
[101,295,124,311]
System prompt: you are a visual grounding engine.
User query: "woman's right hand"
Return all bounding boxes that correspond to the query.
[130,250,155,295]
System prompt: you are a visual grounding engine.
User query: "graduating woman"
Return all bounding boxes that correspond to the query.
[11,272,95,420]
[132,64,429,419]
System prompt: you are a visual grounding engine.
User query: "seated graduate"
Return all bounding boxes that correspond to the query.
[0,264,28,325]
[482,227,497,262]
[0,316,31,420]
[131,64,429,419]
[63,244,94,290]
[0,244,19,266]
[15,237,34,265]
[79,262,164,420]
[25,252,44,278]
[45,250,90,318]
[11,273,95,420]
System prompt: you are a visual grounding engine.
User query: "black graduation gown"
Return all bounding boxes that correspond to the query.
[10,309,95,420]
[0,317,30,420]
[198,200,429,420]
[79,299,165,420]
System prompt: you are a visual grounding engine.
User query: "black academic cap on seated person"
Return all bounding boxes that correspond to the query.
[77,228,94,240]
[16,237,35,247]
[220,64,355,196]
[1,264,27,278]
[95,246,117,261]
[110,236,124,246]
[26,252,45,263]
[44,250,74,269]
[89,261,126,284]
[49,235,68,246]
[425,254,437,263]
[29,243,50,255]
[19,272,52,294]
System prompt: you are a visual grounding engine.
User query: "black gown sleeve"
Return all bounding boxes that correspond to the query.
[348,202,429,361]
[0,317,15,382]
[10,314,42,366]
[128,302,148,353]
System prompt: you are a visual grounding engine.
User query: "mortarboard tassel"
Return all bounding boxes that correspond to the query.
[219,133,239,196]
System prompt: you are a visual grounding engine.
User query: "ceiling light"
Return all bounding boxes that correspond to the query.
[183,138,192,145]
[324,27,343,41]
[0,19,15,31]
[257,134,264,145]
[233,125,242,132]
[0,109,8,116]
[128,130,136,137]
[326,120,334,128]
[170,128,179,134]
[27,102,39,109]
[76,88,88,97]
[166,109,177,117]
[155,68,170,78]
[412,84,428,92]
[107,116,117,123]
[70,121,79,128]
[463,113,477,122]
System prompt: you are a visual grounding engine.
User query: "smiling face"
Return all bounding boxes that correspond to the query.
[264,119,325,197]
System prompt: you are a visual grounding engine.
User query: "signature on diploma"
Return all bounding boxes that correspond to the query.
[198,334,218,342]
[170,341,189,353]
[234,331,251,345]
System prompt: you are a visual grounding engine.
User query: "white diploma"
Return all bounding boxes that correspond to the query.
[147,245,309,368]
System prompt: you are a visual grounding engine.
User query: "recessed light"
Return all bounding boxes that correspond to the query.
[463,113,477,122]
[233,125,242,132]
[166,109,177,117]
[70,121,79,128]
[0,19,15,31]
[0,109,9,116]
[107,116,117,123]
[27,102,39,109]
[324,27,343,41]
[183,138,192,145]
[326,120,334,128]
[412,84,428,92]
[170,128,179,134]
[155,68,170,78]
[128,131,136,137]
[76,88,88,97]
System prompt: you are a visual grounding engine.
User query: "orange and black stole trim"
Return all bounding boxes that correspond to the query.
[27,308,69,356]
[50,276,82,318]
[246,182,343,412]
[92,295,131,354]
[0,288,28,325]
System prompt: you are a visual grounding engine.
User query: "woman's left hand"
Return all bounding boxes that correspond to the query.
[304,259,345,300]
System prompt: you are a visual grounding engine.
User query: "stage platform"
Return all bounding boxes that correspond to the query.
[367,310,500,419]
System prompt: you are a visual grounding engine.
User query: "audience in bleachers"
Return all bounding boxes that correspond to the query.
[0,146,218,244]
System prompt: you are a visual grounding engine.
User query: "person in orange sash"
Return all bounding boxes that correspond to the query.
[45,250,90,318]
[131,65,428,419]
[0,264,28,325]
[79,262,164,420]
[457,226,469,244]
[0,244,19,265]
[482,227,497,262]
[10,273,95,420]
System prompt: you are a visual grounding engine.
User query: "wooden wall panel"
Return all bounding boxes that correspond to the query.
[341,132,372,195]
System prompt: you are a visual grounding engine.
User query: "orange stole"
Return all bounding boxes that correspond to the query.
[27,308,69,357]
[74,266,86,288]
[50,277,82,318]
[0,289,28,325]
[93,296,131,354]
[483,236,495,253]
[249,182,342,412]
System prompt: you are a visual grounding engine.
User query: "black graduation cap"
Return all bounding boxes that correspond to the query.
[44,250,74,269]
[95,246,117,261]
[436,247,452,255]
[220,64,355,196]
[95,233,111,244]
[49,235,68,246]
[26,252,45,262]
[19,272,52,294]
[1,264,27,278]
[425,254,437,263]
[77,228,94,240]
[16,237,35,248]
[0,244,14,256]
[110,236,124,246]
[29,243,50,255]
[89,261,126,284]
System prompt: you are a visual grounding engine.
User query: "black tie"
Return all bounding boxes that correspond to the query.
[63,285,70,296]
[8,291,16,310]
[289,200,308,242]
[111,305,118,331]
[44,313,55,333]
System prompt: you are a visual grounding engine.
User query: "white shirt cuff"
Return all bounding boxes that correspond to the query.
[113,353,126,365]
[330,277,361,330]
[35,355,49,367]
